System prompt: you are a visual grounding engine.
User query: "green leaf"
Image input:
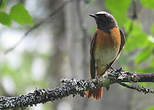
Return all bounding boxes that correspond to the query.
[145,106,154,110]
[105,0,131,26]
[10,4,33,26]
[141,0,154,9]
[124,21,149,51]
[0,12,11,26]
[135,47,152,64]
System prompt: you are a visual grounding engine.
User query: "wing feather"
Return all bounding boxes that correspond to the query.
[90,32,97,79]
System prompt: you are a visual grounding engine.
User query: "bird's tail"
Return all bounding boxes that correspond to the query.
[85,78,103,100]
[85,88,103,100]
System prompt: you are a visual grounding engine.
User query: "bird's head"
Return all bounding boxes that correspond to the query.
[89,11,118,30]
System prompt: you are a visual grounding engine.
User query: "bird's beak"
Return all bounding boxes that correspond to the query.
[89,14,97,18]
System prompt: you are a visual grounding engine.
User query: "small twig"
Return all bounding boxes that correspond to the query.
[118,82,154,94]
[4,21,44,54]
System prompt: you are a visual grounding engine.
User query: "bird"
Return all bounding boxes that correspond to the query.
[85,11,125,100]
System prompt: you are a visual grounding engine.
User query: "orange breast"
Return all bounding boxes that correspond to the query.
[95,27,121,76]
[96,28,121,49]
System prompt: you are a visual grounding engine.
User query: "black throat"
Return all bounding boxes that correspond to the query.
[97,24,117,33]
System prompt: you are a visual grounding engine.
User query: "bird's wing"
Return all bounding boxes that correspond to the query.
[117,29,125,57]
[119,29,125,51]
[90,32,97,79]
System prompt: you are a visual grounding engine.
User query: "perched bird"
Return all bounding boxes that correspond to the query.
[85,11,125,100]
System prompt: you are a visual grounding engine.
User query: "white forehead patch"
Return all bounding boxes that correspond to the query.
[96,11,111,16]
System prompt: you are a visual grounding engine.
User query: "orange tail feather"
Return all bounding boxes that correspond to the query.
[85,87,103,100]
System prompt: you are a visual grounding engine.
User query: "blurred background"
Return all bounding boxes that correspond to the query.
[0,0,154,110]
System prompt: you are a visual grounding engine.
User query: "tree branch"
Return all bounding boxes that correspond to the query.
[0,68,154,109]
